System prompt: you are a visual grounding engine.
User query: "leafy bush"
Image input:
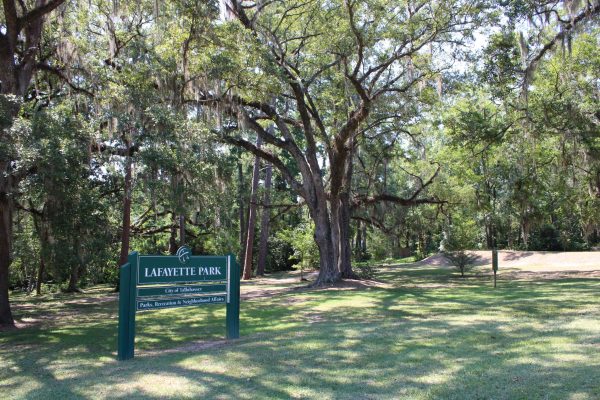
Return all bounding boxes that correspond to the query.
[529,223,589,251]
[443,251,479,277]
[266,237,296,272]
[276,220,320,273]
[530,224,562,251]
[439,217,479,253]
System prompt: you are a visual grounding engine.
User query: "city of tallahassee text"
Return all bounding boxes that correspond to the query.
[143,266,222,278]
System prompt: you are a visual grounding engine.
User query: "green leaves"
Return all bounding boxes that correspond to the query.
[481,30,521,98]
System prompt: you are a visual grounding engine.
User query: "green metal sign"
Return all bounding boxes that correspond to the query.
[117,249,240,361]
[137,284,226,297]
[137,255,227,285]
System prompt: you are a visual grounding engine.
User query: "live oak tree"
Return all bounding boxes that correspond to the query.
[347,0,600,255]
[16,104,114,293]
[194,0,486,285]
[1,0,67,327]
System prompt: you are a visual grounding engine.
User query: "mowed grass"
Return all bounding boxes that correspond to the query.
[1,265,599,400]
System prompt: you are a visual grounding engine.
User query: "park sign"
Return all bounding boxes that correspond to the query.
[137,256,227,285]
[117,247,240,361]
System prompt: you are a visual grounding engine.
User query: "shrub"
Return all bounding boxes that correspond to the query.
[276,220,320,274]
[266,237,296,272]
[443,250,479,277]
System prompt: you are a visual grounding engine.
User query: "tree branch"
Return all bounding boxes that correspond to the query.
[36,63,94,98]
[219,133,304,195]
[17,0,66,31]
[523,2,600,79]
[353,163,444,208]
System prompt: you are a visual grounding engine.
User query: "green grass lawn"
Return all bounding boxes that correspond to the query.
[1,265,599,399]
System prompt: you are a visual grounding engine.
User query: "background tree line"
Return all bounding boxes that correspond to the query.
[1,0,598,327]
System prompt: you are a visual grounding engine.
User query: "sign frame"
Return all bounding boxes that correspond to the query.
[117,251,240,361]
[136,255,228,285]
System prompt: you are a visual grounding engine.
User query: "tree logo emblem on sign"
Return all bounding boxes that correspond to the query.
[176,246,192,264]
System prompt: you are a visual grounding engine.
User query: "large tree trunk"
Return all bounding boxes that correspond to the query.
[0,97,18,326]
[338,144,356,279]
[66,264,81,293]
[35,259,45,296]
[310,192,339,286]
[0,97,19,326]
[330,195,356,278]
[243,137,262,280]
[312,213,338,284]
[330,198,341,275]
[256,161,272,276]
[337,196,355,278]
[0,165,14,326]
[329,138,357,279]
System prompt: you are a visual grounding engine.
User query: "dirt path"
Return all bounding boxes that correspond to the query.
[419,250,600,272]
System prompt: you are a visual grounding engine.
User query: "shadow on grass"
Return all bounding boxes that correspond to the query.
[503,251,535,261]
[1,267,599,399]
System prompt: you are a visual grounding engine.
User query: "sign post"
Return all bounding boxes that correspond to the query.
[117,249,240,361]
[492,249,498,288]
[226,253,240,340]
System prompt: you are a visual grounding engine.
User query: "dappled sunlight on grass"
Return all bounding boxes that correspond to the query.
[1,263,599,399]
[0,375,44,398]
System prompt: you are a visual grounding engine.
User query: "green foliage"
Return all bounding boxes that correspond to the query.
[10,104,116,290]
[353,246,371,262]
[443,251,479,277]
[480,30,521,97]
[529,224,563,251]
[265,236,296,272]
[277,219,320,272]
[441,215,480,253]
[3,0,600,298]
